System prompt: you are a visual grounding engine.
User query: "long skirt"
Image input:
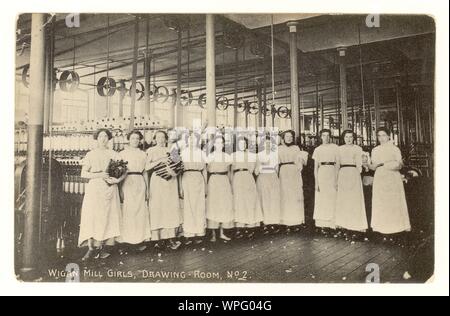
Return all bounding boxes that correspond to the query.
[256,173,281,225]
[117,175,151,244]
[233,171,263,227]
[149,174,182,240]
[372,167,411,234]
[335,167,368,231]
[182,172,206,237]
[314,165,337,228]
[78,178,122,247]
[279,165,305,226]
[206,175,234,229]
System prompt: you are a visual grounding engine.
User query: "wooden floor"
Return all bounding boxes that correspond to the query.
[36,229,433,283]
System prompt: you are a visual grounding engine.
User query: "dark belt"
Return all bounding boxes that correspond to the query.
[233,169,249,173]
[128,172,144,176]
[209,172,228,176]
[207,171,228,183]
[278,162,295,176]
[321,162,336,166]
[340,164,356,168]
[279,162,295,168]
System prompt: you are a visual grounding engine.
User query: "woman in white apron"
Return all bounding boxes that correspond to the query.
[206,135,234,242]
[232,136,263,239]
[79,129,126,260]
[256,136,281,234]
[313,129,339,232]
[370,127,410,235]
[278,131,308,231]
[146,131,182,250]
[180,132,207,245]
[335,130,368,237]
[117,130,151,250]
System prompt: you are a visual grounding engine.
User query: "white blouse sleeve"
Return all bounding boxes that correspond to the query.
[81,151,92,171]
[335,147,341,166]
[334,145,340,164]
[371,147,379,165]
[355,146,363,173]
[312,147,319,162]
[394,146,403,163]
[145,149,154,171]
[298,150,309,168]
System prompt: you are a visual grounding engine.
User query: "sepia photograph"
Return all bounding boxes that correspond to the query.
[8,4,446,290]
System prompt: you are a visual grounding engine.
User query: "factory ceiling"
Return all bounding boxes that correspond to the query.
[16,14,435,111]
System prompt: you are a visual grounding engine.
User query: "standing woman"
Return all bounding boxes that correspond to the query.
[313,129,339,231]
[335,130,368,236]
[79,129,126,260]
[278,130,308,231]
[180,132,207,244]
[370,127,410,235]
[232,136,263,239]
[146,131,182,250]
[206,135,234,242]
[256,136,282,234]
[117,130,151,250]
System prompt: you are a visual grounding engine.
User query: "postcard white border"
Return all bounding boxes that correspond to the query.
[1,0,448,296]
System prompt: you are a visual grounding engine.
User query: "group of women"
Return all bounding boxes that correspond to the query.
[313,128,410,238]
[77,126,411,261]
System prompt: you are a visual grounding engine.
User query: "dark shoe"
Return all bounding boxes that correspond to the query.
[136,245,148,253]
[194,239,204,245]
[96,250,111,259]
[168,240,182,250]
[82,249,99,262]
[220,233,232,241]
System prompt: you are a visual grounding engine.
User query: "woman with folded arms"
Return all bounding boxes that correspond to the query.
[117,130,151,251]
[370,127,410,236]
[313,129,339,233]
[335,130,368,240]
